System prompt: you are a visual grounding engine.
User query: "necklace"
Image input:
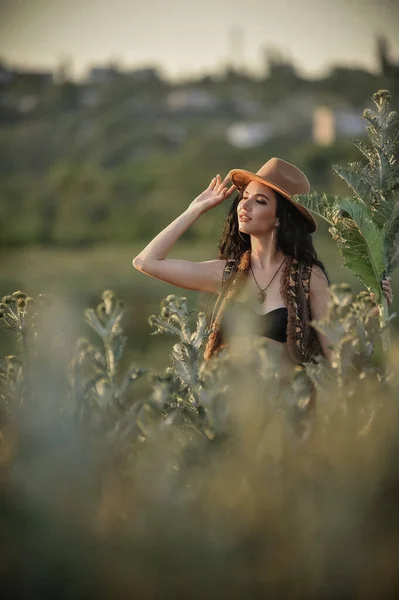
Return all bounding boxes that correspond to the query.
[250,258,286,304]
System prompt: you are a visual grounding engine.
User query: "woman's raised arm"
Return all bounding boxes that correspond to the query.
[132,174,235,294]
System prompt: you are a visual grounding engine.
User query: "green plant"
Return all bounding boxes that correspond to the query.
[69,290,149,463]
[295,90,399,350]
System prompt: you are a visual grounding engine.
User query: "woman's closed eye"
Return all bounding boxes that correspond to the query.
[242,196,267,205]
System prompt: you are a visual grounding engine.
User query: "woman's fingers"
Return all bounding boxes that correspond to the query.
[218,174,230,189]
[207,176,217,190]
[218,184,236,200]
[381,277,393,306]
[370,279,393,307]
[384,290,392,305]
[206,173,236,201]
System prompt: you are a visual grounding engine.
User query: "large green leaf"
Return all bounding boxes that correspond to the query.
[334,200,386,300]
[293,191,341,225]
[332,163,374,206]
[338,199,386,279]
[330,221,376,292]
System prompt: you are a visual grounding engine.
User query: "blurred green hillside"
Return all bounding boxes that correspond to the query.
[1,41,398,246]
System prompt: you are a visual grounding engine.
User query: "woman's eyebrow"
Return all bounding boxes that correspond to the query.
[243,192,269,200]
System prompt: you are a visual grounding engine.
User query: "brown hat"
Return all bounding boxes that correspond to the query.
[228,157,317,232]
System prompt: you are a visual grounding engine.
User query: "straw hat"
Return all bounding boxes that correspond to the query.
[228,157,317,232]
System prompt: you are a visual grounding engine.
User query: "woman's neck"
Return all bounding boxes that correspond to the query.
[249,234,286,270]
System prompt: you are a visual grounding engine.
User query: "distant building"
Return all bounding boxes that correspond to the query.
[18,70,53,85]
[313,106,365,146]
[263,47,298,80]
[87,66,121,85]
[87,65,162,86]
[0,63,13,83]
[225,122,275,148]
[165,87,220,112]
[125,67,161,84]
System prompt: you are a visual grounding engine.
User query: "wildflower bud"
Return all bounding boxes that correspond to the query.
[102,290,116,301]
[17,298,27,309]
[12,291,27,300]
[148,315,157,327]
[372,89,390,104]
[2,295,14,305]
[161,307,170,319]
[102,290,116,314]
[5,355,18,363]
[96,304,107,318]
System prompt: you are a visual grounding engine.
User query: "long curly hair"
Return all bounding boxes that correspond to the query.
[200,188,329,358]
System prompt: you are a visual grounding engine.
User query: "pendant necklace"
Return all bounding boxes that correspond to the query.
[250,258,286,304]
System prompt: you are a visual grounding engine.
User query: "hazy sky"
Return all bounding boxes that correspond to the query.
[0,0,398,80]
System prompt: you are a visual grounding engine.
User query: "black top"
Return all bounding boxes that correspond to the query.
[220,300,288,344]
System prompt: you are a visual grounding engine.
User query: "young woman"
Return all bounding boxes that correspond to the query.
[133,158,393,367]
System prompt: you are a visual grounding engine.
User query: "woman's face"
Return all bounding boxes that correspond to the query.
[237,180,278,236]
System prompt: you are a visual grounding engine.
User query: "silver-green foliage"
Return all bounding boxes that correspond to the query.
[0,287,391,447]
[295,90,399,333]
[69,290,149,454]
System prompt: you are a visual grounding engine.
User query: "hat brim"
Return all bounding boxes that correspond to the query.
[229,169,317,233]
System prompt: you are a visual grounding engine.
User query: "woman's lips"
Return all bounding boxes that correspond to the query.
[239,215,251,222]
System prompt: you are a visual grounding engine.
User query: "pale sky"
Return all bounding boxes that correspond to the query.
[0,0,398,80]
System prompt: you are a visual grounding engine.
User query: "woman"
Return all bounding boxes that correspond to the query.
[133,158,393,367]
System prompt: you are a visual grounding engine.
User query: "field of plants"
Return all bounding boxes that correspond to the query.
[0,281,399,599]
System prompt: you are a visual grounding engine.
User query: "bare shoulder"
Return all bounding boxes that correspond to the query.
[310,264,329,293]
[309,264,330,319]
[310,264,328,281]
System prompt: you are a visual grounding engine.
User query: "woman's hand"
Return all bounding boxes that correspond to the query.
[370,276,393,316]
[370,277,393,306]
[382,276,393,306]
[188,174,236,215]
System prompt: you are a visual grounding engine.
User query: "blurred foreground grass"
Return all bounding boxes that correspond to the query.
[1,281,399,599]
